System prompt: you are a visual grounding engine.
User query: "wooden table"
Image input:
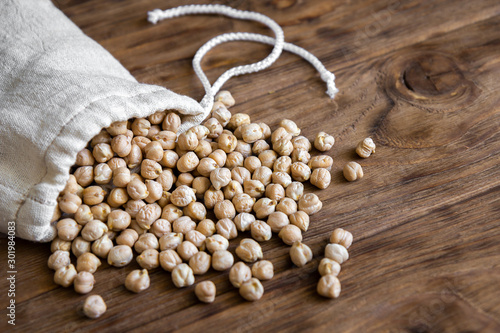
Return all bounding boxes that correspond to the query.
[1,0,500,331]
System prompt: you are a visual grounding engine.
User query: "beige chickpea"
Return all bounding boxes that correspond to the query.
[91,129,111,147]
[91,203,111,222]
[289,211,310,232]
[356,137,376,158]
[170,185,196,207]
[184,230,206,249]
[205,234,229,253]
[107,188,128,208]
[227,113,250,131]
[214,200,236,220]
[74,166,94,187]
[276,197,298,215]
[62,174,79,195]
[127,179,149,201]
[110,167,129,188]
[211,102,231,126]
[308,155,333,170]
[278,225,302,246]
[71,237,91,257]
[234,213,255,232]
[243,156,261,174]
[232,193,255,213]
[239,278,264,301]
[258,150,278,169]
[325,243,349,264]
[195,280,216,303]
[317,274,341,299]
[177,131,199,151]
[81,220,108,242]
[217,132,237,153]
[107,245,133,267]
[231,166,251,185]
[150,219,171,238]
[272,127,293,143]
[235,140,252,158]
[197,219,216,237]
[210,167,231,191]
[116,229,139,247]
[243,179,265,199]
[194,139,213,159]
[131,118,151,136]
[123,269,150,294]
[172,216,197,235]
[82,186,106,206]
[216,218,238,240]
[208,149,227,168]
[343,161,363,181]
[215,90,235,107]
[232,126,243,140]
[171,263,195,288]
[290,162,311,182]
[48,250,71,270]
[267,211,290,233]
[51,237,72,253]
[265,183,285,202]
[157,169,174,192]
[74,271,95,294]
[182,202,206,221]
[111,134,132,157]
[76,148,95,166]
[310,168,331,189]
[129,219,147,235]
[93,143,114,163]
[141,159,162,179]
[159,249,182,272]
[152,130,176,150]
[106,120,128,136]
[136,249,160,270]
[162,112,181,132]
[176,241,199,261]
[318,258,341,277]
[314,132,335,151]
[144,180,162,204]
[212,250,234,271]
[187,125,210,141]
[57,218,81,241]
[107,157,127,171]
[285,182,304,201]
[252,140,270,155]
[148,110,166,124]
[159,232,184,251]
[204,117,224,139]
[124,199,146,219]
[82,294,107,319]
[223,180,243,200]
[257,122,271,140]
[77,252,101,273]
[124,144,143,169]
[204,187,224,210]
[291,136,311,152]
[280,119,301,136]
[330,228,353,249]
[197,157,218,177]
[291,148,310,164]
[253,198,276,219]
[59,193,82,214]
[192,177,211,199]
[229,262,252,288]
[189,251,211,275]
[160,150,178,168]
[177,152,199,173]
[54,264,77,288]
[91,234,113,258]
[252,260,274,280]
[273,156,292,174]
[226,151,244,169]
[252,166,273,186]
[134,233,159,254]
[136,203,162,230]
[132,136,152,151]
[74,205,93,225]
[250,220,272,242]
[240,123,263,143]
[273,139,294,156]
[147,125,161,141]
[236,238,263,263]
[271,172,292,188]
[298,193,322,215]
[142,141,163,162]
[289,241,312,267]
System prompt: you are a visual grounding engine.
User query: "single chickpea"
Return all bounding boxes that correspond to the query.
[243,156,261,174]
[162,112,181,132]
[142,141,162,162]
[195,280,216,303]
[330,228,353,249]
[74,271,95,294]
[343,162,363,181]
[48,250,71,271]
[197,219,216,237]
[187,125,210,141]
[144,179,163,204]
[77,252,101,273]
[309,168,331,190]
[227,113,250,131]
[125,269,150,293]
[51,237,72,253]
[208,149,227,168]
[210,167,231,190]
[252,166,273,186]
[308,155,333,170]
[93,143,114,163]
[54,264,77,288]
[240,123,263,143]
[318,258,341,277]
[317,274,341,299]
[132,136,151,151]
[276,197,298,215]
[147,125,161,140]
[90,203,111,222]
[197,157,218,177]
[258,123,272,140]
[243,179,265,198]
[74,166,94,187]
[92,163,112,185]
[258,150,278,169]
[59,192,82,214]
[229,262,252,288]
[136,203,162,230]
[271,171,292,188]
[150,219,171,238]
[182,202,206,221]
[184,230,206,249]
[252,140,270,155]
[107,157,127,171]
[129,220,147,235]
[194,139,213,159]
[216,218,238,239]
[111,135,132,157]
[265,183,285,202]
[325,243,349,264]
[239,278,264,301]
[107,245,133,267]
[141,159,162,179]
[252,260,274,280]
[82,295,107,319]
[176,241,199,261]
[284,182,302,202]
[273,139,294,156]
[177,131,199,151]
[131,118,151,137]
[278,225,302,246]
[148,110,166,124]
[107,120,129,136]
[91,130,111,147]
[152,130,176,150]
[272,127,293,143]
[170,185,196,207]
[236,238,263,263]
[298,193,322,215]
[217,132,237,153]
[156,169,174,192]
[280,119,301,136]
[250,220,272,242]
[172,263,195,288]
[289,241,313,267]
[314,132,335,151]
[211,102,231,126]
[223,180,243,200]
[57,218,81,241]
[125,199,146,218]
[253,198,276,219]
[192,177,211,199]
[172,216,196,235]
[267,211,290,233]
[76,148,95,166]
[291,135,311,152]
[233,213,255,232]
[289,211,310,232]
[134,233,159,254]
[91,234,113,258]
[62,174,79,195]
[51,204,61,223]
[160,150,178,168]
[226,151,244,169]
[189,251,211,275]
[159,249,182,272]
[127,179,149,201]
[205,234,229,253]
[231,167,251,185]
[74,205,93,225]
[212,250,234,271]
[232,193,255,213]
[124,144,143,169]
[82,186,106,206]
[290,162,311,182]
[107,188,129,208]
[215,90,235,107]
[81,220,108,242]
[291,148,310,164]
[177,152,200,173]
[71,237,91,258]
[356,137,376,158]
[115,229,139,247]
[235,140,252,158]
[213,200,236,221]
[137,249,160,270]
[204,187,224,210]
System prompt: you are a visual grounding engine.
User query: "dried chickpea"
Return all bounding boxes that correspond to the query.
[250,220,272,242]
[252,260,274,280]
[107,245,133,267]
[141,159,162,179]
[227,113,250,131]
[265,183,285,202]
[217,132,237,153]
[125,199,146,219]
[183,202,207,221]
[239,278,264,301]
[197,219,216,237]
[71,237,91,258]
[210,167,231,190]
[107,188,128,208]
[172,263,195,288]
[289,241,312,267]
[271,127,292,143]
[215,90,235,107]
[157,169,174,191]
[235,140,252,158]
[189,251,211,275]
[318,258,341,277]
[112,167,130,188]
[252,140,270,155]
[170,185,196,207]
[325,243,349,264]
[197,157,218,177]
[62,174,79,195]
[234,213,255,232]
[317,275,341,299]
[240,123,263,143]
[243,179,265,198]
[278,225,302,246]
[188,125,209,140]
[74,166,93,187]
[74,205,93,225]
[271,171,292,188]
[314,132,335,151]
[214,200,236,220]
[127,179,149,200]
[343,161,363,181]
[148,110,166,124]
[162,112,181,132]
[291,136,311,152]
[91,130,111,147]
[152,130,176,150]
[160,150,178,168]
[90,203,111,222]
[280,119,301,136]
[57,218,81,241]
[185,230,206,249]
[54,264,77,288]
[111,134,132,157]
[232,193,255,213]
[285,182,303,201]
[273,139,294,156]
[74,271,95,294]
[205,234,229,253]
[194,139,212,159]
[131,118,151,137]
[82,295,107,319]
[91,234,113,258]
[176,173,195,188]
[76,148,95,166]
[253,198,276,219]
[308,155,333,170]
[231,167,251,185]
[48,250,71,270]
[159,232,184,251]
[290,162,311,182]
[212,250,234,271]
[177,241,199,261]
[244,156,261,174]
[195,281,216,303]
[298,193,322,215]
[177,131,199,151]
[172,216,197,235]
[211,102,231,126]
[177,152,199,173]
[229,262,252,288]
[223,180,243,200]
[134,233,159,254]
[267,211,290,233]
[81,220,108,242]
[310,168,331,189]
[216,218,238,239]
[252,166,273,186]
[116,229,139,248]
[208,149,227,168]
[93,143,113,163]
[204,187,224,210]
[236,238,263,263]
[82,186,106,206]
[192,177,211,198]
[276,197,298,215]
[204,118,224,139]
[77,252,101,273]
[137,249,160,270]
[356,137,376,158]
[51,204,62,223]
[226,151,244,169]
[144,179,163,204]
[106,120,128,136]
[51,237,72,253]
[273,156,292,174]
[132,136,151,151]
[258,123,271,140]
[129,219,147,235]
[124,144,142,168]
[291,148,310,164]
[59,193,82,214]
[159,249,182,272]
[330,228,353,249]
[289,211,310,232]
[150,219,171,238]
[258,150,278,169]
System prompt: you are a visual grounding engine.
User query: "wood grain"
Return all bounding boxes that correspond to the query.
[1,0,500,332]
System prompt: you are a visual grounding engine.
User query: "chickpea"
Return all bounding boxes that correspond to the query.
[252,140,270,155]
[273,139,294,156]
[226,151,244,169]
[208,149,227,168]
[124,199,146,219]
[289,211,310,232]
[159,232,184,251]
[197,219,216,237]
[62,174,79,195]
[107,157,127,171]
[289,241,312,267]
[232,193,255,213]
[285,181,304,201]
[317,274,341,299]
[258,150,278,169]
[129,219,147,235]
[82,295,107,319]
[176,241,198,261]
[194,139,213,159]
[54,264,77,288]
[229,262,252,288]
[204,117,224,139]
[290,136,311,152]
[318,258,341,277]
[82,186,105,206]
[252,166,273,186]
[243,179,265,198]
[243,156,261,174]
[77,252,101,273]
[172,263,195,288]
[149,219,171,238]
[330,228,353,249]
[250,220,272,242]
[136,249,160,270]
[189,251,211,275]
[177,152,199,173]
[74,271,95,294]
[239,123,262,143]
[314,132,335,151]
[227,113,250,131]
[136,203,161,230]
[81,220,108,242]
[184,230,205,249]
[107,245,133,267]
[212,250,234,271]
[141,159,162,179]
[74,166,94,187]
[308,155,333,170]
[93,143,114,163]
[272,127,292,143]
[57,218,81,241]
[215,90,235,107]
[195,281,216,303]
[211,102,231,126]
[210,167,231,191]
[217,132,237,153]
[152,130,176,150]
[115,229,139,247]
[280,119,300,136]
[51,237,72,253]
[234,213,255,232]
[252,260,274,280]
[356,137,376,158]
[160,150,178,168]
[76,148,95,166]
[124,144,143,169]
[91,130,111,147]
[343,161,363,181]
[325,243,349,264]
[90,203,111,222]
[236,238,263,263]
[70,237,90,258]
[127,179,148,201]
[59,193,82,214]
[162,112,181,132]
[253,198,276,219]
[177,131,199,151]
[290,162,311,182]
[157,169,174,191]
[215,218,238,239]
[231,167,251,185]
[48,250,71,271]
[297,194,321,215]
[267,211,290,233]
[159,249,182,272]
[265,183,285,202]
[131,118,151,137]
[107,188,128,208]
[132,136,151,152]
[204,187,224,210]
[276,197,298,215]
[278,225,302,246]
[91,234,113,258]
[291,148,310,164]
[134,233,159,254]
[124,269,150,294]
[271,172,292,188]
[205,234,229,253]
[235,140,252,158]
[170,185,196,207]
[111,134,132,157]
[171,216,195,235]
[192,177,211,198]
[181,202,205,222]
[239,278,264,301]
[223,180,243,200]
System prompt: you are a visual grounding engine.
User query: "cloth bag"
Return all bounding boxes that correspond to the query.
[0,0,337,242]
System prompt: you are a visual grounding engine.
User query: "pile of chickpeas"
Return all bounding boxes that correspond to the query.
[48,90,375,319]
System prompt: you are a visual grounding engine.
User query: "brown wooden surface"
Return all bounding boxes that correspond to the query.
[1,0,500,332]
